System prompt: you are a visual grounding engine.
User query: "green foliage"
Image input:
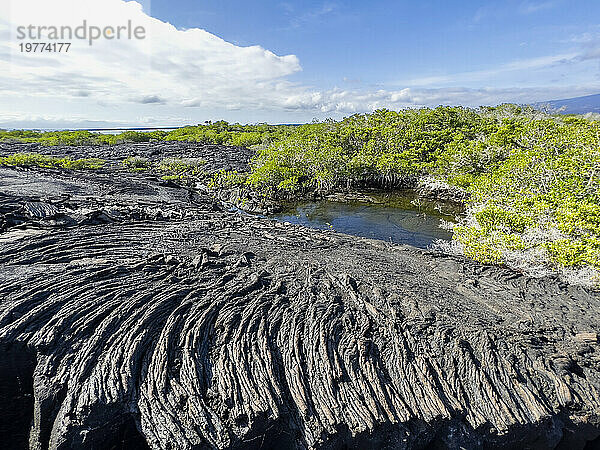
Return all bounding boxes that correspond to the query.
[0,152,59,167]
[248,107,494,193]
[60,158,105,170]
[208,170,247,189]
[228,132,264,147]
[0,152,104,169]
[158,158,206,179]
[545,239,600,268]
[245,106,600,277]
[0,130,104,146]
[162,122,292,147]
[0,122,294,148]
[122,156,150,171]
[115,131,151,143]
[453,119,600,269]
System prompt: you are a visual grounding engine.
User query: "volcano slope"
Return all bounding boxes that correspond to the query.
[0,142,599,450]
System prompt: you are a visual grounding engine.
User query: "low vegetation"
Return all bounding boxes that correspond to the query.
[208,169,247,189]
[451,117,600,283]
[120,155,208,181]
[0,122,294,147]
[244,105,600,284]
[158,157,207,182]
[2,106,598,283]
[0,152,105,170]
[122,156,150,171]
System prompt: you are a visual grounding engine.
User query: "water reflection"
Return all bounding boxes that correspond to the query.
[272,191,462,249]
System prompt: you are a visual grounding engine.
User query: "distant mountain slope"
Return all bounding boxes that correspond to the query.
[539,93,600,114]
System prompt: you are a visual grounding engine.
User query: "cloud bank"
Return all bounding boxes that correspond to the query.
[0,0,599,127]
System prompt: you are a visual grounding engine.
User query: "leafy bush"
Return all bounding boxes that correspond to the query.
[158,158,206,179]
[0,152,59,167]
[0,122,294,147]
[0,152,104,169]
[60,157,105,170]
[122,156,150,171]
[208,170,247,189]
[245,106,600,282]
[115,131,151,143]
[248,107,493,194]
[228,132,264,147]
[452,119,600,279]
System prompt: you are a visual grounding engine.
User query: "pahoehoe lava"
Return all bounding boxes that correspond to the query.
[1,142,599,449]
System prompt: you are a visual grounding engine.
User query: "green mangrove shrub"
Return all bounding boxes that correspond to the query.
[0,152,105,169]
[244,106,600,283]
[208,170,247,189]
[122,156,150,171]
[158,158,206,179]
[452,118,600,282]
[0,122,294,148]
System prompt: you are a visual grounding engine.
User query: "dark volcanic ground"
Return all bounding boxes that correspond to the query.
[0,142,599,450]
[0,141,254,172]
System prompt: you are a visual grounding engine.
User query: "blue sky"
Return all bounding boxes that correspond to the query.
[1,0,600,127]
[149,0,600,89]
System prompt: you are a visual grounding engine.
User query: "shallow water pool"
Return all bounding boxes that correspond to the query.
[271,191,462,249]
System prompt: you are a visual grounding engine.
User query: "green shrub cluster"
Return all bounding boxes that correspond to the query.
[160,122,291,146]
[0,152,104,169]
[245,106,600,277]
[0,130,101,146]
[454,118,600,270]
[158,158,207,181]
[208,169,247,189]
[122,156,150,171]
[0,122,294,148]
[247,107,503,193]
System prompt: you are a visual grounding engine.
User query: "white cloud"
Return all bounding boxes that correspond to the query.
[0,0,303,111]
[519,1,559,14]
[397,53,579,87]
[0,0,598,128]
[237,85,600,115]
[287,2,339,29]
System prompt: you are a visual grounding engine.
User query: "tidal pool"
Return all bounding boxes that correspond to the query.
[271,191,462,249]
